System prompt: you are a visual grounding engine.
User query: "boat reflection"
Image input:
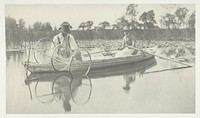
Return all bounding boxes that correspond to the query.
[27,74,91,112]
[26,57,157,112]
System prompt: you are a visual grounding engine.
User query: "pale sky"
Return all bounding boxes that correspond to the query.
[5,4,195,29]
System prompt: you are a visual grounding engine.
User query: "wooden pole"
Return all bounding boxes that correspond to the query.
[129,46,193,67]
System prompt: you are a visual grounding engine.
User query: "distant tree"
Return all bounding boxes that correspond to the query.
[17,19,26,48]
[18,19,25,31]
[33,21,47,39]
[86,21,94,30]
[99,21,110,29]
[44,22,53,31]
[139,10,157,29]
[116,16,129,29]
[79,22,87,31]
[129,20,139,29]
[33,21,43,31]
[5,16,18,47]
[111,24,119,30]
[188,11,195,29]
[175,7,189,28]
[27,26,34,42]
[160,13,177,29]
[139,12,148,26]
[125,4,138,22]
[116,4,138,29]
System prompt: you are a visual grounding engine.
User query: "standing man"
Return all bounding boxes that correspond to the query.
[50,22,78,58]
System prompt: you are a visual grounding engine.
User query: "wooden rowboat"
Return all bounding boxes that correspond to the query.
[27,57,157,82]
[24,53,154,73]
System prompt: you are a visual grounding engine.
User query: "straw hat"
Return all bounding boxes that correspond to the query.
[59,22,72,33]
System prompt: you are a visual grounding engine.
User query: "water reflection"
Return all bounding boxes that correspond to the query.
[123,74,136,93]
[52,76,81,112]
[6,49,195,113]
[25,57,157,112]
[122,64,147,93]
[27,73,92,112]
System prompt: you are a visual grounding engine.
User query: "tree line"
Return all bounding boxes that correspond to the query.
[78,4,195,30]
[5,4,195,49]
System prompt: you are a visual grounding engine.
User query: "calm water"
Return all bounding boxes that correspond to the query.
[6,51,195,113]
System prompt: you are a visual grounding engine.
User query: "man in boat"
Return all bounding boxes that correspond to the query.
[116,26,138,57]
[50,22,79,58]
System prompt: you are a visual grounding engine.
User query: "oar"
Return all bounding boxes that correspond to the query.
[128,46,193,67]
[144,66,191,74]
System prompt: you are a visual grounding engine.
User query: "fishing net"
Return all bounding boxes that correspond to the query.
[33,37,52,63]
[51,75,92,105]
[51,75,72,103]
[50,44,70,71]
[35,81,55,103]
[68,49,91,77]
[70,75,92,105]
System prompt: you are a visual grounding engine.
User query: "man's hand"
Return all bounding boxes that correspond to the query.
[57,45,62,50]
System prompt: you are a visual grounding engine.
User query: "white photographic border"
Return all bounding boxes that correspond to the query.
[0,0,199,118]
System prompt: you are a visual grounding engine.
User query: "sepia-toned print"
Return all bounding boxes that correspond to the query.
[6,4,195,113]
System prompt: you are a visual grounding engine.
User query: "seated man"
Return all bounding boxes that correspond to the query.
[50,22,81,60]
[116,26,138,57]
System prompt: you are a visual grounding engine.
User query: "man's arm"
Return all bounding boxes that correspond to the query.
[50,35,61,54]
[131,35,136,47]
[69,35,78,51]
[118,37,125,50]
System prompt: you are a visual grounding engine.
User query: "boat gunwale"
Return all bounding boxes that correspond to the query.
[25,53,155,73]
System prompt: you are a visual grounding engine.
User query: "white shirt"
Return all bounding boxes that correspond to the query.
[51,33,78,51]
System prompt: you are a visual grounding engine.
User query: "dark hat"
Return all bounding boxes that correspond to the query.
[59,22,72,33]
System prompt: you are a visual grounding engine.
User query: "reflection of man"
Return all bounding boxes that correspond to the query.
[53,76,82,112]
[123,68,146,93]
[123,74,136,93]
